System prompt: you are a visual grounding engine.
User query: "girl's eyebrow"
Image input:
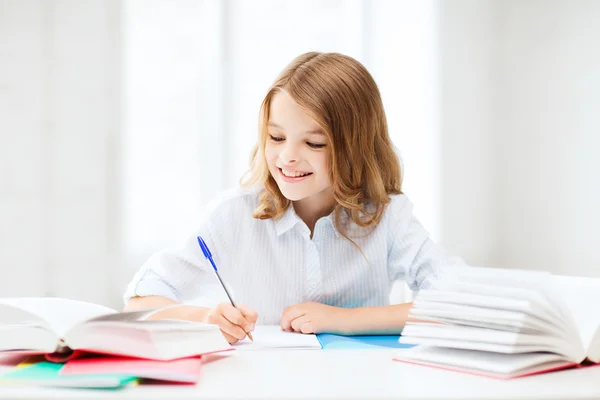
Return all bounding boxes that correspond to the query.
[268,122,324,135]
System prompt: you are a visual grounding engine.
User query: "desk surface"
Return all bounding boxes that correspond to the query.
[1,349,600,400]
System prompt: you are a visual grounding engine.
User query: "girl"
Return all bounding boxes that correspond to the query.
[124,52,457,344]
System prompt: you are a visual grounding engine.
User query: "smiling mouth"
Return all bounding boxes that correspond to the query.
[278,168,313,178]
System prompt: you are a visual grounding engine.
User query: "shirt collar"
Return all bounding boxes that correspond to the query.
[274,204,302,236]
[321,214,340,238]
[273,204,340,238]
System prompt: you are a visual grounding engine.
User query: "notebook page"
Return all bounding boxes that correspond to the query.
[0,298,116,337]
[233,325,321,350]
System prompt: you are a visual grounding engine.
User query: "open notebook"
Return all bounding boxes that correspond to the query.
[0,297,232,361]
[395,267,600,379]
[234,326,322,350]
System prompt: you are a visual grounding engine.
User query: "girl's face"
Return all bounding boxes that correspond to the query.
[265,91,332,203]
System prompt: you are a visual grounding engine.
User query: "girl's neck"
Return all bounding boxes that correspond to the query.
[292,189,336,236]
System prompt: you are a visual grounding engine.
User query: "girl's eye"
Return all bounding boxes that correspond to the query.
[307,142,326,149]
[269,135,284,142]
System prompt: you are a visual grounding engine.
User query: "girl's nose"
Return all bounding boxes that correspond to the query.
[279,145,299,165]
[280,155,297,165]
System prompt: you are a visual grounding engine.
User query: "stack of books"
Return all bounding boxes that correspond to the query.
[0,297,232,388]
[395,266,600,379]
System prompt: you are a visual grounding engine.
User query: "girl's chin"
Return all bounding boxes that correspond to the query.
[275,184,308,200]
[277,189,305,202]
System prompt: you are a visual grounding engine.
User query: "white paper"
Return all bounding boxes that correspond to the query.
[551,275,600,349]
[233,325,321,350]
[0,298,117,337]
[394,345,566,375]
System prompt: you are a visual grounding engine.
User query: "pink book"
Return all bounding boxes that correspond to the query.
[393,353,592,379]
[60,356,204,383]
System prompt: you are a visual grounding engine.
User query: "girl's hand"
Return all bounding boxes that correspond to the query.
[204,303,258,344]
[280,302,350,334]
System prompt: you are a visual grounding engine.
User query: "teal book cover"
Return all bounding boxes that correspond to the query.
[0,361,137,389]
[317,334,416,349]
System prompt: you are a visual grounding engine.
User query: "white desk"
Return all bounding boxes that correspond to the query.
[1,349,600,400]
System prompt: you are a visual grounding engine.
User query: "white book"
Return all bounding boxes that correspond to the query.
[395,266,600,379]
[0,297,232,361]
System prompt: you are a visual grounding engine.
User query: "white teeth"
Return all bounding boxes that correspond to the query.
[281,169,310,177]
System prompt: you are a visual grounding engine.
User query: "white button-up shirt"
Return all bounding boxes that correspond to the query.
[124,186,454,324]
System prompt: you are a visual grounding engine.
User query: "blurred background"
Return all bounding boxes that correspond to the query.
[1,0,598,309]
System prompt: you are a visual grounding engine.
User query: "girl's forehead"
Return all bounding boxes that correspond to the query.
[268,121,324,136]
[269,91,322,133]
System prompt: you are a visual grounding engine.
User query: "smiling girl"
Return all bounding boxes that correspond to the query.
[124,52,458,344]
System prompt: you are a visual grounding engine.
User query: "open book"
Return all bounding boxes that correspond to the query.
[395,266,600,379]
[0,298,232,361]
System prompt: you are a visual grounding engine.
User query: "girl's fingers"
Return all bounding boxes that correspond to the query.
[299,320,316,334]
[237,304,259,327]
[221,331,239,344]
[280,305,305,331]
[215,314,248,340]
[290,314,311,333]
[220,304,249,327]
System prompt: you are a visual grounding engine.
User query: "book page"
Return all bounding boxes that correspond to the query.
[402,322,572,358]
[0,298,117,337]
[0,304,48,327]
[410,300,556,333]
[423,267,579,346]
[233,325,322,350]
[84,309,161,323]
[551,275,600,351]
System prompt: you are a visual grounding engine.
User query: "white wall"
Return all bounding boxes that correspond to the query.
[122,0,213,263]
[494,0,600,276]
[0,0,123,307]
[0,0,48,297]
[438,0,600,277]
[438,0,496,266]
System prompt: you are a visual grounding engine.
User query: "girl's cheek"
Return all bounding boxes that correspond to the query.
[316,155,329,171]
[265,147,278,161]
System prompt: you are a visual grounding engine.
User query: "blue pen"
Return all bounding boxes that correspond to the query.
[197,235,254,341]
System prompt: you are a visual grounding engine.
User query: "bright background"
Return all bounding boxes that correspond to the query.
[1,0,599,309]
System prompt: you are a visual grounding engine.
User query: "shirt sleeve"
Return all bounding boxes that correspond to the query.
[123,192,240,306]
[122,233,214,304]
[387,196,464,291]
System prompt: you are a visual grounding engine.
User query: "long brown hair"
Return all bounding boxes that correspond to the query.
[241,52,402,239]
